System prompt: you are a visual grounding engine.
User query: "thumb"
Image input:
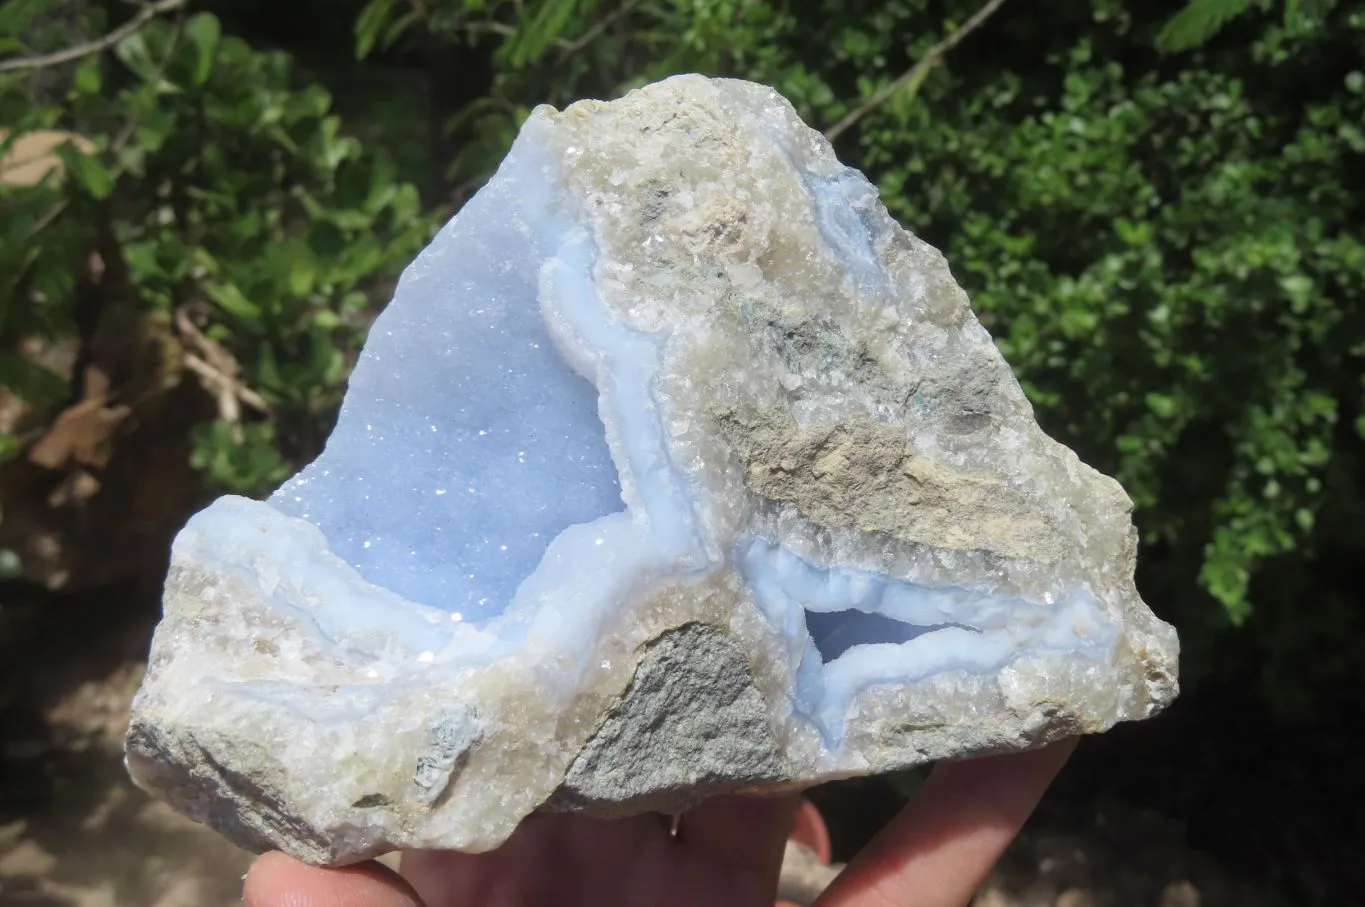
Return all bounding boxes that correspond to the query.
[815,737,1077,907]
[245,851,426,907]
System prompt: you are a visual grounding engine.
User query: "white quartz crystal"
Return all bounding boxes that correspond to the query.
[125,75,1179,865]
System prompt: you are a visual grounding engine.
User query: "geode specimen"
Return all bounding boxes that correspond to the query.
[126,75,1179,865]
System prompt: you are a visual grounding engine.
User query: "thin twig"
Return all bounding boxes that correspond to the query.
[176,307,270,444]
[183,353,269,408]
[824,0,1011,142]
[0,0,189,74]
[24,9,185,240]
[464,21,519,40]
[557,0,644,61]
[110,10,186,152]
[29,199,69,234]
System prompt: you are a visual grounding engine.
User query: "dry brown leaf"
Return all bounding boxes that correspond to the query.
[0,391,26,435]
[28,396,131,470]
[0,129,97,188]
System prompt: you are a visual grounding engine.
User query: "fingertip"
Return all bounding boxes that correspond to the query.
[244,851,424,907]
[815,737,1079,907]
[242,851,294,907]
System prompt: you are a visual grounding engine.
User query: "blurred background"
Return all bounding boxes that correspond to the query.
[1,1,1362,905]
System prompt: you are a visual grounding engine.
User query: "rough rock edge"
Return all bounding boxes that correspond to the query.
[543,622,1091,820]
[125,614,1095,866]
[125,722,339,863]
[544,622,790,816]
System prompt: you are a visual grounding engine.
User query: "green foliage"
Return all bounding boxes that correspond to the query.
[817,3,1365,708]
[355,0,811,183]
[1158,0,1260,51]
[355,0,421,59]
[1,5,434,496]
[900,54,1358,632]
[190,420,292,495]
[1157,0,1342,51]
[351,0,1365,712]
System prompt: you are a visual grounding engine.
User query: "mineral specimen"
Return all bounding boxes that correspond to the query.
[125,74,1179,865]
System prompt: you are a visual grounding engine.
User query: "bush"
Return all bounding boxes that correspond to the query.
[0,1,432,585]
[355,0,1365,712]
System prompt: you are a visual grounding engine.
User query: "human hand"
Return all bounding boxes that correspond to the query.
[244,737,1076,907]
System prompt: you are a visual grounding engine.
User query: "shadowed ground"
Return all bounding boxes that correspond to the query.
[2,585,1356,907]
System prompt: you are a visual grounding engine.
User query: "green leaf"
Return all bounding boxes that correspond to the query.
[1289,0,1340,19]
[206,281,263,323]
[389,183,420,225]
[885,63,935,121]
[185,13,222,86]
[1200,552,1252,623]
[0,0,65,38]
[1156,0,1255,52]
[1145,392,1178,419]
[114,31,159,81]
[383,10,420,51]
[355,0,398,59]
[289,256,317,297]
[72,57,101,95]
[190,421,291,497]
[0,353,69,404]
[134,107,178,152]
[502,0,580,68]
[312,309,341,330]
[55,142,112,199]
[255,342,283,393]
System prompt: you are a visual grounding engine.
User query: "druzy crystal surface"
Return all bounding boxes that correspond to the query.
[126,75,1179,864]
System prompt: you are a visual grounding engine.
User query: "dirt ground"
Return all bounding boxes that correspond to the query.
[0,659,252,907]
[0,589,1346,907]
[0,587,251,907]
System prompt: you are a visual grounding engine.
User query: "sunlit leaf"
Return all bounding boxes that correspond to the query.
[185,13,222,86]
[355,0,398,59]
[1157,0,1255,52]
[55,141,112,199]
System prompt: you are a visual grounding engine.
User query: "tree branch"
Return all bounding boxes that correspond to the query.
[0,0,189,74]
[110,9,185,152]
[557,0,644,61]
[457,0,642,60]
[23,10,185,240]
[824,0,1011,142]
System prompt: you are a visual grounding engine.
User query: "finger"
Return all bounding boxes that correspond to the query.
[815,737,1078,907]
[401,811,668,905]
[244,851,425,907]
[677,794,799,886]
